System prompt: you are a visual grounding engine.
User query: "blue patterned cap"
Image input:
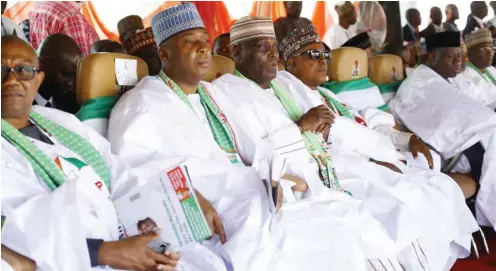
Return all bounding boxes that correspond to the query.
[151,3,205,47]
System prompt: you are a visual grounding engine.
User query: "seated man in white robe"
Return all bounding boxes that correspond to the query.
[1,35,192,271]
[460,28,496,109]
[109,5,415,271]
[213,17,480,271]
[280,24,439,172]
[390,31,496,231]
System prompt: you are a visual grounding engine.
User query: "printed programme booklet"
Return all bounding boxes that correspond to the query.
[114,165,212,253]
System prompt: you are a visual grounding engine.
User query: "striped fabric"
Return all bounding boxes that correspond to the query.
[151,3,205,47]
[230,16,276,46]
[1,111,111,191]
[321,77,389,112]
[376,81,402,105]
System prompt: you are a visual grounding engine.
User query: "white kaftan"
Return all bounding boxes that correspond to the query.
[108,75,405,271]
[1,106,226,271]
[213,71,480,271]
[390,64,496,230]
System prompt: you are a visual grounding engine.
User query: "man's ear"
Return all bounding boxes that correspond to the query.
[427,52,435,65]
[231,45,241,62]
[286,58,296,73]
[159,46,168,62]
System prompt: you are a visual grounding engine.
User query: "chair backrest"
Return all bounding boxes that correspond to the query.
[329,47,368,82]
[76,53,149,105]
[202,55,235,82]
[369,54,404,84]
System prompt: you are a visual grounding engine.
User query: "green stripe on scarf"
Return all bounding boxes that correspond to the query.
[468,62,496,86]
[376,81,402,95]
[377,104,390,112]
[321,77,377,94]
[1,111,111,191]
[157,71,242,165]
[76,96,118,121]
[234,71,349,194]
[316,87,354,121]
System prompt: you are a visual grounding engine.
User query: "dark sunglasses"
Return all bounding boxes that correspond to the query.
[293,50,331,60]
[1,65,39,82]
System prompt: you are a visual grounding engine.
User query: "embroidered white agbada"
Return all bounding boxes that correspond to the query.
[390,64,496,230]
[213,71,480,271]
[1,106,226,271]
[108,74,409,271]
[460,63,496,110]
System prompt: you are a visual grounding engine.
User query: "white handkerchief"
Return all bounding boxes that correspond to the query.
[115,58,138,86]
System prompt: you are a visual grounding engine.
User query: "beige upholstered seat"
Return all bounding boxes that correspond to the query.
[202,55,235,82]
[329,47,368,82]
[369,54,404,85]
[76,53,149,105]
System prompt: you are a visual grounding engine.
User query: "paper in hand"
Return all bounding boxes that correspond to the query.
[115,58,138,86]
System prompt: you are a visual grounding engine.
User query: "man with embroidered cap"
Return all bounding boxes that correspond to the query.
[109,7,425,271]
[323,1,357,50]
[391,31,496,232]
[214,18,479,271]
[2,35,182,271]
[341,32,373,57]
[122,27,162,75]
[461,28,496,109]
[282,24,441,174]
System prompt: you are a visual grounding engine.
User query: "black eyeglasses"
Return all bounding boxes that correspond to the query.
[242,43,279,54]
[293,50,331,60]
[1,65,39,82]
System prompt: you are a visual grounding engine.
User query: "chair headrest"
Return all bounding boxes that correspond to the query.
[329,47,368,82]
[202,55,235,82]
[76,53,149,105]
[369,54,404,84]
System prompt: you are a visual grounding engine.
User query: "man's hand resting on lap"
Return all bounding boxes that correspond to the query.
[98,229,180,271]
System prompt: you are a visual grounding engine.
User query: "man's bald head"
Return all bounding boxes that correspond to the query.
[90,39,126,54]
[37,34,82,114]
[2,35,45,125]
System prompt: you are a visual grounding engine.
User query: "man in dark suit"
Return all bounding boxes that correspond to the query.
[463,1,488,38]
[403,8,421,43]
[421,7,443,38]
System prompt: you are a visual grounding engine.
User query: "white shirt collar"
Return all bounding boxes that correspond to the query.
[34,93,54,107]
[473,15,485,28]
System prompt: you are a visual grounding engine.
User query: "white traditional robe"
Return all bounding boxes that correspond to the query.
[213,71,480,271]
[460,64,496,110]
[1,106,226,271]
[390,64,496,230]
[108,75,409,271]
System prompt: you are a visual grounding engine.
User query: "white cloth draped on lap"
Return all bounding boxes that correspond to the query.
[1,106,225,271]
[391,64,496,230]
[460,64,496,110]
[213,71,479,270]
[108,75,402,271]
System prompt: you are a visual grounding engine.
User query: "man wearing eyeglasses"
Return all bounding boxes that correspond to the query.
[460,28,496,110]
[1,35,183,271]
[213,21,480,271]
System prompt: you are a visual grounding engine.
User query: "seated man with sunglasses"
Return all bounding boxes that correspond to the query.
[213,21,480,271]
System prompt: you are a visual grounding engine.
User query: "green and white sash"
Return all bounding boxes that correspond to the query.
[317,87,355,121]
[467,62,496,86]
[76,96,118,122]
[157,71,245,165]
[376,81,402,105]
[1,111,111,191]
[321,78,389,112]
[234,71,348,194]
